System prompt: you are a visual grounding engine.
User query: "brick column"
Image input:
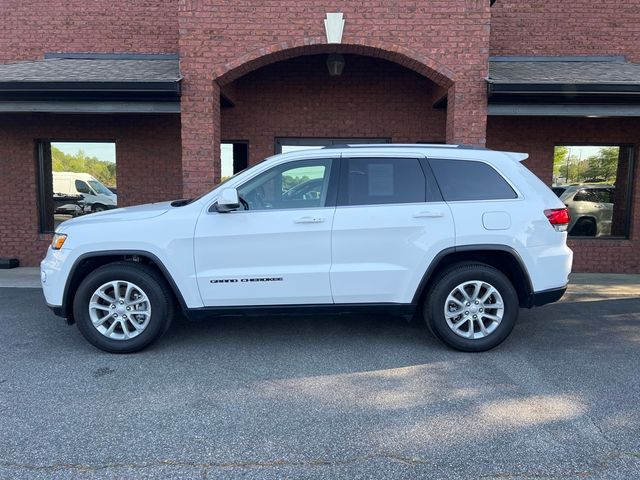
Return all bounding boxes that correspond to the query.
[179,72,220,199]
[445,78,488,146]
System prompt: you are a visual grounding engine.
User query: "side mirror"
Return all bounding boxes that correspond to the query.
[215,188,240,212]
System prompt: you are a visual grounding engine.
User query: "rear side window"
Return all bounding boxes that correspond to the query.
[429,159,517,201]
[339,158,426,206]
[574,189,612,203]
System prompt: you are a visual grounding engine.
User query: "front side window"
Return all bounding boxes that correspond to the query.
[339,158,426,206]
[429,159,517,202]
[75,180,92,194]
[237,159,332,211]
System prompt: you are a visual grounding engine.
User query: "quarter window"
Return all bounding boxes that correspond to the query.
[339,158,426,206]
[237,159,332,210]
[429,159,517,201]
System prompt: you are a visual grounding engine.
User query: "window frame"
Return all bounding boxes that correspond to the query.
[336,156,442,207]
[221,140,249,176]
[552,143,635,240]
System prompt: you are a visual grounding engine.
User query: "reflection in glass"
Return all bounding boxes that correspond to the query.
[552,146,632,238]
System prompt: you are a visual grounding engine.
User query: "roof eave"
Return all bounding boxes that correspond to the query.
[0,80,181,95]
[487,81,640,98]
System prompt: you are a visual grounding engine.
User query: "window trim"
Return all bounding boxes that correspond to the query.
[337,157,438,207]
[552,143,635,240]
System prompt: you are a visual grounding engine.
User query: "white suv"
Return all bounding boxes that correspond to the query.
[41,144,573,353]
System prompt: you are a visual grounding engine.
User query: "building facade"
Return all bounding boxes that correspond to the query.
[0,0,638,272]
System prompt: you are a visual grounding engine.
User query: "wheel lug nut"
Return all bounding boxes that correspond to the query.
[480,308,483,312]
[110,304,115,309]
[119,300,124,304]
[113,313,118,317]
[475,300,479,304]
[464,311,469,315]
[123,314,127,319]
[466,302,470,306]
[126,307,131,311]
[473,315,477,319]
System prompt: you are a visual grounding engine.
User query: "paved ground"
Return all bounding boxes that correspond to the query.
[0,275,639,479]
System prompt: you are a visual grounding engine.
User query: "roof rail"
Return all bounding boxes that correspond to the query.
[322,143,488,151]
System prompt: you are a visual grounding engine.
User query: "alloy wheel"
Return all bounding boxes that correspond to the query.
[443,280,504,339]
[88,281,152,340]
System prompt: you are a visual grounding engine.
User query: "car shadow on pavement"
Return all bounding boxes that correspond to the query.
[153,295,640,378]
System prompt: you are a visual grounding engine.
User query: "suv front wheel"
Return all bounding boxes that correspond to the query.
[424,262,519,352]
[73,262,174,353]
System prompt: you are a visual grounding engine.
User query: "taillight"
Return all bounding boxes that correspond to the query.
[544,208,570,232]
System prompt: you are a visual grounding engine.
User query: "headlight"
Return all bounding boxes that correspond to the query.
[51,233,68,250]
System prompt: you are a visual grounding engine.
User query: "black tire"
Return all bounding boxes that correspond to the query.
[92,204,106,213]
[73,262,174,353]
[570,218,597,237]
[424,262,519,352]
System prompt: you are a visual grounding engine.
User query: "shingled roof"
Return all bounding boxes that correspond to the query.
[0,54,181,93]
[0,58,180,83]
[489,57,640,85]
[0,54,181,113]
[487,57,640,116]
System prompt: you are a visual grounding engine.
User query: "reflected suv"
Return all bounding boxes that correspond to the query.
[41,144,573,353]
[558,185,614,236]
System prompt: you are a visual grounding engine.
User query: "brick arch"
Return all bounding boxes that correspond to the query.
[214,37,456,88]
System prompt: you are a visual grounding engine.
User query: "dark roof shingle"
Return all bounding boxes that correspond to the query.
[488,59,640,85]
[0,58,181,83]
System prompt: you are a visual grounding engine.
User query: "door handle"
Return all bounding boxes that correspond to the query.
[294,216,325,224]
[413,210,444,218]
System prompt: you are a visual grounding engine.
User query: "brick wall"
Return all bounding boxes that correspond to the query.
[487,117,640,273]
[0,0,178,62]
[490,1,640,62]
[0,114,182,267]
[179,0,491,197]
[221,55,447,163]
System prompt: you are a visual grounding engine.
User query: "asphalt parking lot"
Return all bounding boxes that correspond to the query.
[0,275,639,479]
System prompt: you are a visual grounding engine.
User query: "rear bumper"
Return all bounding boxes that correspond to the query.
[530,285,567,307]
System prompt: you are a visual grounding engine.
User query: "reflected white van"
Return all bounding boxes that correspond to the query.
[52,172,117,212]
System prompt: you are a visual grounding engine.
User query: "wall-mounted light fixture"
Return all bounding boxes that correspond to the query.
[326,53,345,76]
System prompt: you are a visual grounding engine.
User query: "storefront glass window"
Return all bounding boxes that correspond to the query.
[552,145,634,238]
[37,141,117,233]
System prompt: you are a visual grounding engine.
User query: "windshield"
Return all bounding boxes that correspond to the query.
[88,179,114,196]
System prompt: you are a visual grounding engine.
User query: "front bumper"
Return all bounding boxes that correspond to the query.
[41,247,73,317]
[46,303,67,318]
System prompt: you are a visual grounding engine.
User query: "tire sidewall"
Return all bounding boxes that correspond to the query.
[73,264,170,353]
[427,265,518,352]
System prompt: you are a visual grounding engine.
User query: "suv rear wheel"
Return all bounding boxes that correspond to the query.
[73,262,174,353]
[424,262,518,352]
